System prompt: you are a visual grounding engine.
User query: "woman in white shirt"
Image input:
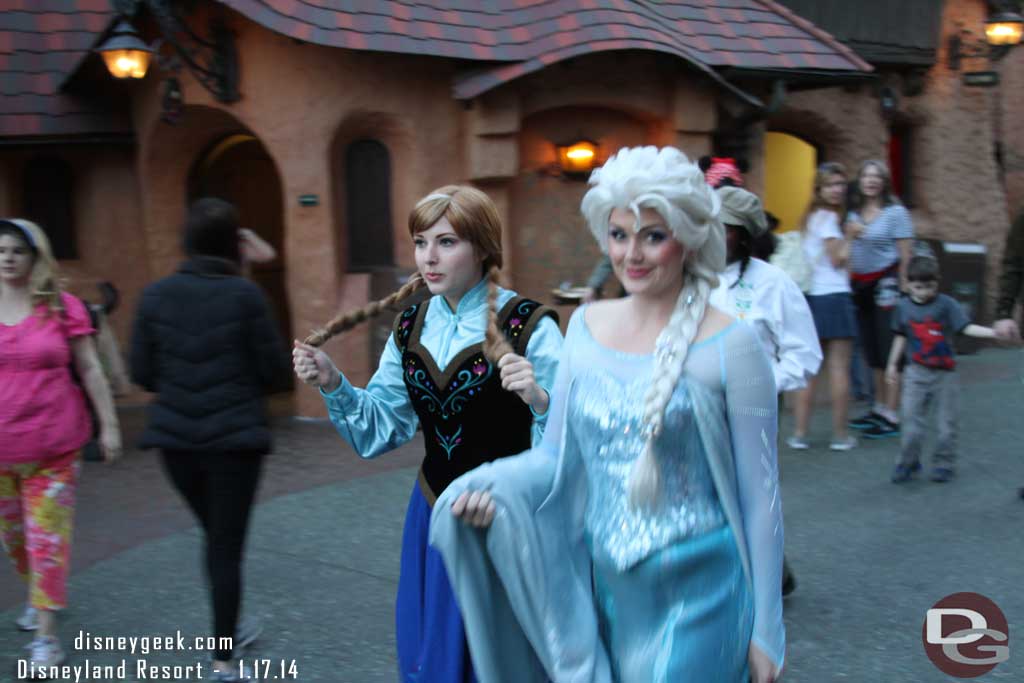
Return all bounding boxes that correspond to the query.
[792,163,859,450]
[709,187,822,599]
[709,187,822,397]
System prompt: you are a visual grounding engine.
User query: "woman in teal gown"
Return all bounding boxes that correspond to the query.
[430,147,785,683]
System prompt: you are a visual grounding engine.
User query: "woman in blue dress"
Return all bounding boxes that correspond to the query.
[431,148,785,682]
[291,185,562,683]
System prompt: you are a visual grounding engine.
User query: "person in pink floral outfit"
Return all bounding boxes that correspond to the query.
[0,219,121,669]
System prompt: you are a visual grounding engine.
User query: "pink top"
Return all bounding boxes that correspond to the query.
[0,292,94,463]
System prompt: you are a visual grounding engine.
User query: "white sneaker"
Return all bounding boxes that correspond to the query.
[15,605,38,631]
[209,662,254,682]
[829,435,858,451]
[235,616,262,650]
[786,435,810,450]
[25,635,66,668]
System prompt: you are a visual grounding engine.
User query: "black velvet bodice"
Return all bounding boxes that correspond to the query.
[393,296,557,503]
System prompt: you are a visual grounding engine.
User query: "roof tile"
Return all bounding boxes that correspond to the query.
[1,0,871,139]
[0,0,124,138]
[36,12,75,33]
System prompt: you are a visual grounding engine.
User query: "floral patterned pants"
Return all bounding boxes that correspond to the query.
[0,450,80,610]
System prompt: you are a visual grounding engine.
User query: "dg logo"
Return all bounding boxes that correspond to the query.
[923,592,1009,678]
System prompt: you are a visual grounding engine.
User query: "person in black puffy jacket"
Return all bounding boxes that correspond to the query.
[130,198,290,682]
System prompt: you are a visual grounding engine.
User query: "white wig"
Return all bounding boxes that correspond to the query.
[580,146,726,507]
[581,146,726,284]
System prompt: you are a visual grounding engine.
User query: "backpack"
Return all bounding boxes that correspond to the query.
[770,230,813,293]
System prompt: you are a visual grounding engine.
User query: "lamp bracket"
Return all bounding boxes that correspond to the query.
[989,0,1022,14]
[112,0,142,15]
[947,28,1012,70]
[111,0,239,103]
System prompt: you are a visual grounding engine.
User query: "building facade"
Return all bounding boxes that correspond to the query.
[2,0,1018,416]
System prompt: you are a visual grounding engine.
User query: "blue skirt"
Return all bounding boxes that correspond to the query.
[806,291,857,340]
[592,524,754,682]
[396,482,477,683]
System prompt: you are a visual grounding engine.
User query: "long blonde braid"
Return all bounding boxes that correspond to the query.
[304,273,426,347]
[628,273,713,507]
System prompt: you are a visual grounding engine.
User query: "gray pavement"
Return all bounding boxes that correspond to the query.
[2,348,1023,682]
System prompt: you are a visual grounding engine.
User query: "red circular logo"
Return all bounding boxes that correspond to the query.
[922,592,1009,678]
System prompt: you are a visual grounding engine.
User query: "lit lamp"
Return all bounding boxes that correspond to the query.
[948,6,1024,69]
[557,140,599,176]
[985,11,1024,45]
[96,20,154,79]
[95,4,240,105]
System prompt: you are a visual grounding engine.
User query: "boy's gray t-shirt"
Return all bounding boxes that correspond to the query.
[891,293,970,370]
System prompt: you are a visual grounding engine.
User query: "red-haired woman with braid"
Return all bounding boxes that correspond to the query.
[292,185,562,683]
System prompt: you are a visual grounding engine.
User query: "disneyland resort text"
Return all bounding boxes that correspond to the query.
[19,659,205,681]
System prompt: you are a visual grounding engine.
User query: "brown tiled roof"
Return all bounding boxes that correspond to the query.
[219,0,872,98]
[0,0,870,140]
[0,0,129,139]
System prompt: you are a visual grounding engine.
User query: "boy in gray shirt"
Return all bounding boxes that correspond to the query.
[886,256,1001,483]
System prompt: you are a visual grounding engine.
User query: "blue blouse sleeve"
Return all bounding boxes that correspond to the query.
[320,333,419,458]
[429,310,614,682]
[723,324,785,671]
[523,315,564,446]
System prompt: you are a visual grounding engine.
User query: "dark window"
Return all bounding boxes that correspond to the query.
[888,125,914,208]
[345,139,394,271]
[23,157,76,259]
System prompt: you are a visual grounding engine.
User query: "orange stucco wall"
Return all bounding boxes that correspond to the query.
[0,146,147,348]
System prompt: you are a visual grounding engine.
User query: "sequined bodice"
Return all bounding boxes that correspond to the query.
[569,365,726,571]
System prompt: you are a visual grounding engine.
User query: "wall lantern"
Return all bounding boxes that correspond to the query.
[985,11,1024,44]
[96,20,154,79]
[948,3,1024,69]
[556,139,599,177]
[96,0,240,109]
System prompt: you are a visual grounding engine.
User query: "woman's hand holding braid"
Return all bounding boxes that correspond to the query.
[293,340,341,392]
[497,353,549,415]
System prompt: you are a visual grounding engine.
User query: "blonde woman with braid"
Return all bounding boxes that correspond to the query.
[430,147,785,683]
[292,185,561,683]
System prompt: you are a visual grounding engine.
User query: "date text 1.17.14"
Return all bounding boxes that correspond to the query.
[240,659,298,679]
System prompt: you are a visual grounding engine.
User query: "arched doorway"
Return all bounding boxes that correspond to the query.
[188,134,293,379]
[764,131,819,233]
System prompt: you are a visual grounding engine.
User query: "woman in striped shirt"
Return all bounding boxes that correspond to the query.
[845,160,914,439]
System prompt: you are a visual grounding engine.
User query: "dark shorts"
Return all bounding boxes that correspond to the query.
[852,282,896,369]
[806,292,857,340]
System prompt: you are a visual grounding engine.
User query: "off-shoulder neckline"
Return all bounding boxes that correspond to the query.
[578,306,738,359]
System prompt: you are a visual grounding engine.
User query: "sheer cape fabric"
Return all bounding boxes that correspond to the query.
[429,308,785,682]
